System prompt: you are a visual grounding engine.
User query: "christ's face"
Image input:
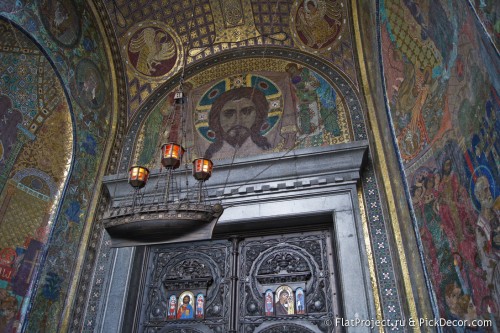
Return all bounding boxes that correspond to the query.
[183,296,190,305]
[219,98,257,146]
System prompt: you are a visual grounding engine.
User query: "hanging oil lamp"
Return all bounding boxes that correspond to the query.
[192,158,213,181]
[193,158,213,203]
[161,142,185,169]
[103,24,224,246]
[128,166,150,188]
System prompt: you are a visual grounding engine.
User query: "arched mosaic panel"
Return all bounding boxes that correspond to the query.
[0,20,73,332]
[131,57,356,168]
[1,0,117,328]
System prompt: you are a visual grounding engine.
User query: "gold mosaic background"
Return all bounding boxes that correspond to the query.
[105,0,356,116]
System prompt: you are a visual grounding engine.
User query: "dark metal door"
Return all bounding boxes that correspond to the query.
[137,229,339,333]
[237,230,340,333]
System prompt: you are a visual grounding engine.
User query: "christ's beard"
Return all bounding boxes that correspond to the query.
[224,125,251,148]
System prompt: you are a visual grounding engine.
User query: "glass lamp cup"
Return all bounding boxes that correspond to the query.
[128,166,150,188]
[192,158,213,181]
[161,143,185,169]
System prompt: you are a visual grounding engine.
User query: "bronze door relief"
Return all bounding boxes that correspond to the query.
[238,230,340,333]
[138,229,340,333]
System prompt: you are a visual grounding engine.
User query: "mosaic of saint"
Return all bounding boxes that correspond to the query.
[126,22,183,79]
[264,289,274,316]
[176,291,195,320]
[286,64,342,139]
[296,288,306,314]
[72,59,105,110]
[381,0,500,323]
[167,295,177,319]
[275,286,295,316]
[291,0,345,50]
[38,0,81,47]
[195,293,205,319]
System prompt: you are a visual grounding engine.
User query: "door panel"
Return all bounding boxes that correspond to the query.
[139,240,232,333]
[137,229,339,333]
[238,230,339,333]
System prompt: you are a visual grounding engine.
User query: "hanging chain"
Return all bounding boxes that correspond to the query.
[180,0,197,202]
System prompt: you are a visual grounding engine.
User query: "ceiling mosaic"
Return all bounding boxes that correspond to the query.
[102,0,357,116]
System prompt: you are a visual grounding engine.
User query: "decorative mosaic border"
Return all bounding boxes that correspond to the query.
[362,157,405,325]
[68,0,130,330]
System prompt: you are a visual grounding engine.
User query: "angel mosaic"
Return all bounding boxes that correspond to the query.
[167,295,177,319]
[264,289,274,316]
[195,293,205,319]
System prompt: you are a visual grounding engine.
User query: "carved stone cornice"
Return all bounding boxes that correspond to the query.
[104,141,368,206]
[101,141,367,246]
